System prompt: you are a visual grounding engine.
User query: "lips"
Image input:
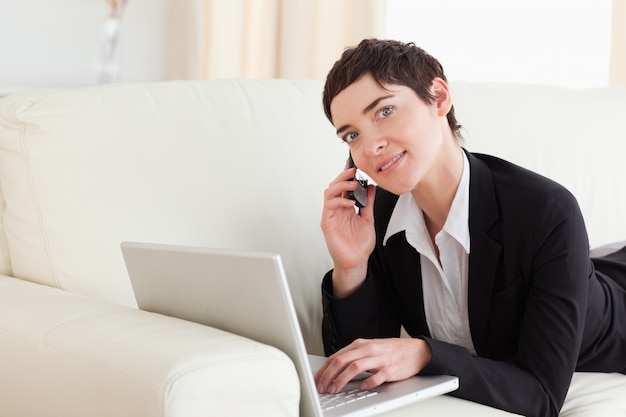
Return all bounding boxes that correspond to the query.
[378,151,406,172]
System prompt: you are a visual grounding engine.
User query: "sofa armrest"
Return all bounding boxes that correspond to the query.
[0,276,299,417]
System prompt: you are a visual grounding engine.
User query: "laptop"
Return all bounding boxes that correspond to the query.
[121,241,459,417]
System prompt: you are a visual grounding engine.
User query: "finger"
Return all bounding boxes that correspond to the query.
[329,356,380,393]
[322,191,360,217]
[359,368,391,391]
[323,188,362,221]
[314,352,346,392]
[314,349,355,393]
[324,179,359,200]
[315,342,374,393]
[333,167,357,184]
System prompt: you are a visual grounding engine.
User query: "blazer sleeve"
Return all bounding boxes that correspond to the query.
[321,266,403,356]
[321,188,406,356]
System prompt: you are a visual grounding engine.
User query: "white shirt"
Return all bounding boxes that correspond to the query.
[383,151,476,355]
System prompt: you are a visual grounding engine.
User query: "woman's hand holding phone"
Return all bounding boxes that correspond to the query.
[321,161,376,298]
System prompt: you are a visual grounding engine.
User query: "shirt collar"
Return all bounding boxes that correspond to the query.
[383,150,471,254]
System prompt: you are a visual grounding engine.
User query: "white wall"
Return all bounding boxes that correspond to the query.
[0,0,170,94]
[386,0,613,88]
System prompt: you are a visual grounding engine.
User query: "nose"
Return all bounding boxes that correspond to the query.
[363,126,388,157]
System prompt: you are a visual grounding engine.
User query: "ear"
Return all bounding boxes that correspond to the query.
[430,78,453,117]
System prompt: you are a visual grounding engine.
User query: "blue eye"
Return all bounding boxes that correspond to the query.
[344,131,359,144]
[378,106,394,118]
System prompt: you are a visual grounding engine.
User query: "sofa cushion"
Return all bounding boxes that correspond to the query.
[589,241,626,258]
[0,275,299,417]
[561,372,626,416]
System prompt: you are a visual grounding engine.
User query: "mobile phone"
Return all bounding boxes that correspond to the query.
[348,153,368,208]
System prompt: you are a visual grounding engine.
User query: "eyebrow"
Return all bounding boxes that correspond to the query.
[335,95,393,136]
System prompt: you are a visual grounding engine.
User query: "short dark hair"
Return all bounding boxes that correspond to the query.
[322,39,462,141]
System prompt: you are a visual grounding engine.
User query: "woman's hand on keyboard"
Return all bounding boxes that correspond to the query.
[314,337,432,394]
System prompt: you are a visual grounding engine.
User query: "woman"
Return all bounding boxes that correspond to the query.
[314,38,626,417]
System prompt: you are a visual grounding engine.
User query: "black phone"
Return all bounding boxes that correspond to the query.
[348,152,368,208]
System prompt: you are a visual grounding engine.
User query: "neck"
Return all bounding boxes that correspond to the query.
[411,142,464,234]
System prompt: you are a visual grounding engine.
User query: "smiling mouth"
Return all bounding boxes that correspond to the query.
[379,151,406,172]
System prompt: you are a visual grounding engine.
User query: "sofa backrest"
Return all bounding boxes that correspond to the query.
[453,82,626,248]
[0,80,625,355]
[0,80,344,353]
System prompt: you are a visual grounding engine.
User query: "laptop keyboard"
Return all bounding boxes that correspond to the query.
[319,385,378,411]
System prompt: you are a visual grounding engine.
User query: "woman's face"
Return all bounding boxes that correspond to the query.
[329,74,454,196]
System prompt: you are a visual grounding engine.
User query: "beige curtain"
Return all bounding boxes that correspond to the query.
[610,0,626,86]
[167,0,386,80]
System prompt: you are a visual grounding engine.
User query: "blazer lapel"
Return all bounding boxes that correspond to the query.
[465,151,502,354]
[384,232,431,338]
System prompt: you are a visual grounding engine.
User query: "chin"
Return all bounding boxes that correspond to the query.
[379,182,413,196]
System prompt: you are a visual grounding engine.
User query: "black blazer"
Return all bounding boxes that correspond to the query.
[322,151,625,417]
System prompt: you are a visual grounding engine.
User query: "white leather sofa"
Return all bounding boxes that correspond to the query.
[0,79,624,417]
